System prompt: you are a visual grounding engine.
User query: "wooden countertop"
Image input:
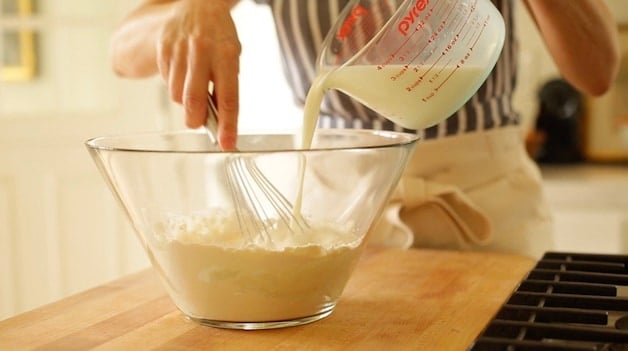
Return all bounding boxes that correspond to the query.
[0,248,534,351]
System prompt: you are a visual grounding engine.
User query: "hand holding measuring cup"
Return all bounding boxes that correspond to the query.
[312,0,506,130]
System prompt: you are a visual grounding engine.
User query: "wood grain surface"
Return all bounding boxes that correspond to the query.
[0,248,534,351]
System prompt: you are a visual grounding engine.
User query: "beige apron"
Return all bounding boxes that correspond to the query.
[368,126,555,258]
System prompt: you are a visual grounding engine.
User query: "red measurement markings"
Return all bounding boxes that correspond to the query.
[379,0,445,71]
[397,0,431,36]
[404,0,454,69]
[441,33,460,56]
[458,5,484,67]
[390,65,411,81]
[405,74,424,92]
[426,0,455,45]
[403,4,437,67]
[434,58,458,92]
[434,14,489,96]
[451,0,475,36]
[452,0,477,62]
[403,0,482,94]
[469,15,490,53]
[405,3,454,90]
[421,57,456,101]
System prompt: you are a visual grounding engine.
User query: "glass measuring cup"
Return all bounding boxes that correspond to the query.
[315,0,506,130]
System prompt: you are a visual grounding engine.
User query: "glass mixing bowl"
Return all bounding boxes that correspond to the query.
[86,129,418,330]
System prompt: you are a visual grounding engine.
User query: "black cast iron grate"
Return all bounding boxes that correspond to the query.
[469,251,628,351]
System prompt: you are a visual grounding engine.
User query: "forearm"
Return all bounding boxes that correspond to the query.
[524,0,620,96]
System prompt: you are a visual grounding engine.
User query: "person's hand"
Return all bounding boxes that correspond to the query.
[157,0,241,150]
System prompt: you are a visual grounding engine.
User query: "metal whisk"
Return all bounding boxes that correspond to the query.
[204,93,309,244]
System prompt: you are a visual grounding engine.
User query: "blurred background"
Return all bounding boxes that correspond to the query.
[1,0,627,320]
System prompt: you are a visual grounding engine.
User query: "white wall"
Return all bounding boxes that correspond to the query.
[232,2,303,133]
[0,0,164,321]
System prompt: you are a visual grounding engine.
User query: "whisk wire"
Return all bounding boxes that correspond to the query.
[224,157,259,243]
[243,157,309,232]
[206,92,308,245]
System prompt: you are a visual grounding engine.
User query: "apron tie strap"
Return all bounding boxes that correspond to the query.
[368,176,492,249]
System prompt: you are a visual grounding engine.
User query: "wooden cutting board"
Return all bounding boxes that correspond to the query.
[0,248,534,351]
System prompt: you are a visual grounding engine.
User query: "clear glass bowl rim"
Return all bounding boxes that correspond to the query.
[85,129,420,154]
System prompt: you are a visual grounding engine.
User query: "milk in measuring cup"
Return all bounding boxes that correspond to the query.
[302,64,487,147]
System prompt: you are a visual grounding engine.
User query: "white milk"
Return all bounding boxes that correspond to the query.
[151,210,364,322]
[301,64,487,147]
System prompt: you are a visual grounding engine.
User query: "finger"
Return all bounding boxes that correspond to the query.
[155,40,171,83]
[212,42,241,151]
[183,36,212,129]
[168,40,187,104]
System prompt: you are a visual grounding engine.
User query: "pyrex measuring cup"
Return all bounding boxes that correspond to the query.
[316,0,506,130]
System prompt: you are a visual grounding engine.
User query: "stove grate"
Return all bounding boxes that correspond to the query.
[469,252,628,351]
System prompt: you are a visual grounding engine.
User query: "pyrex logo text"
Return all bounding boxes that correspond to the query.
[336,5,368,40]
[398,0,430,36]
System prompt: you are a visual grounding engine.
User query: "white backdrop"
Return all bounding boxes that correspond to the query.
[231,1,303,133]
